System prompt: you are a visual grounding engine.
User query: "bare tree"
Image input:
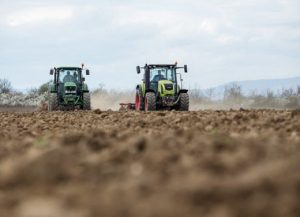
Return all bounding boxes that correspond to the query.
[38,82,49,95]
[224,83,243,102]
[205,88,215,100]
[0,79,12,94]
[92,83,106,95]
[267,90,275,100]
[281,88,294,98]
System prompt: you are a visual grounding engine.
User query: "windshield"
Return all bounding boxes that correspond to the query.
[150,68,176,83]
[58,69,81,83]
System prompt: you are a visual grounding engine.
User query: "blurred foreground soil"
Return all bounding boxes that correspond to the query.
[0,110,299,217]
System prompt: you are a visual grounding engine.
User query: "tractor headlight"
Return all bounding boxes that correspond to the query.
[65,90,77,94]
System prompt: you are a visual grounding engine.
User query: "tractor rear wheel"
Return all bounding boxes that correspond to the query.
[83,93,91,110]
[178,93,189,111]
[48,93,59,111]
[145,92,156,111]
[135,89,144,111]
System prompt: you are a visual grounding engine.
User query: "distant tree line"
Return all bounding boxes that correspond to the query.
[190,83,300,109]
[0,78,49,95]
[1,78,300,109]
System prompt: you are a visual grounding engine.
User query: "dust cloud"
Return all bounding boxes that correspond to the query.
[91,91,135,111]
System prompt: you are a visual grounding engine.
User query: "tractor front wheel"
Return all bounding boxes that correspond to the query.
[83,93,91,110]
[145,92,156,111]
[178,93,189,111]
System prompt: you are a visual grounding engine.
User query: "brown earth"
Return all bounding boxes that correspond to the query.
[0,109,300,217]
[0,106,36,113]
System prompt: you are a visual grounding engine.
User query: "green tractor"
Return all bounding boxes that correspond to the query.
[48,65,91,111]
[135,63,189,111]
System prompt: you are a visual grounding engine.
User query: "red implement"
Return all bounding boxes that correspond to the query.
[119,103,136,111]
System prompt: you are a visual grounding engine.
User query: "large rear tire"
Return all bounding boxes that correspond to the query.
[135,88,145,111]
[145,92,156,111]
[178,93,189,111]
[83,93,91,110]
[48,93,59,112]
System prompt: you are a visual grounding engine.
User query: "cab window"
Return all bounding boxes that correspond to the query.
[150,68,176,82]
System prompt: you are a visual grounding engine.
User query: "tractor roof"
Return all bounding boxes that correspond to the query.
[56,67,82,70]
[146,64,177,68]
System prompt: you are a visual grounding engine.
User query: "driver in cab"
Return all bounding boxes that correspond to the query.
[63,71,75,83]
[152,70,166,82]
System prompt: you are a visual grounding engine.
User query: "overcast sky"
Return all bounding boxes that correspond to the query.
[0,0,299,90]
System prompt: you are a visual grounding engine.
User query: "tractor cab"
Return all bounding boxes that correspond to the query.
[148,66,177,93]
[137,64,187,94]
[51,67,89,84]
[58,69,81,84]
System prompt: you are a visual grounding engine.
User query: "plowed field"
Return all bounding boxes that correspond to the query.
[0,110,300,217]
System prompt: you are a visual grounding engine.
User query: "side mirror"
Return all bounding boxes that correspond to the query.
[50,69,54,75]
[136,66,141,74]
[184,65,188,73]
[86,69,90,75]
[82,77,86,82]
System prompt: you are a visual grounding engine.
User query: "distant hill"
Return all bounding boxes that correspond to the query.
[209,76,300,99]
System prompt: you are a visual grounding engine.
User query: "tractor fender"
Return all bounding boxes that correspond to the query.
[137,84,146,96]
[179,89,188,94]
[49,84,57,93]
[82,83,89,93]
[136,85,143,94]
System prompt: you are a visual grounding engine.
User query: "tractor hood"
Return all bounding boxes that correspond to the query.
[158,80,175,96]
[64,82,77,88]
[63,82,79,104]
[64,82,77,94]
